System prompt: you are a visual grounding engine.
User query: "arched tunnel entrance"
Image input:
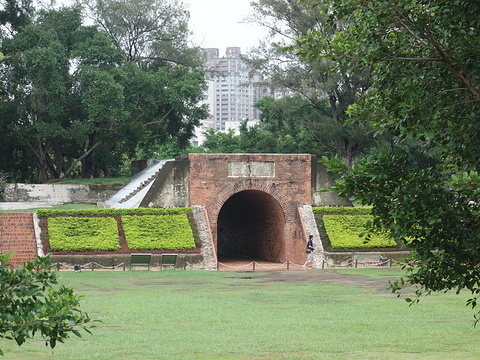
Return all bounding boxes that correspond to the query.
[217,190,285,262]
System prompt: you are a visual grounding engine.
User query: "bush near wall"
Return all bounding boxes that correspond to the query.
[312,206,373,215]
[313,207,399,251]
[38,208,200,254]
[122,215,195,250]
[323,215,397,249]
[48,217,120,251]
[37,208,191,217]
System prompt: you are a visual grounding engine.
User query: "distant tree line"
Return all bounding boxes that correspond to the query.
[0,0,208,183]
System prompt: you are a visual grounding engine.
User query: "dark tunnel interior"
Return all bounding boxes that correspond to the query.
[217,190,285,262]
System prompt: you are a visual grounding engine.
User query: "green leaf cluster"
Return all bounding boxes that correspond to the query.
[313,206,372,215]
[47,217,120,251]
[0,4,207,183]
[323,215,396,249]
[37,207,192,217]
[0,253,94,355]
[122,215,195,250]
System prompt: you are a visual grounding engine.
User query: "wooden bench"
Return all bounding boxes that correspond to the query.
[130,253,152,270]
[161,254,178,270]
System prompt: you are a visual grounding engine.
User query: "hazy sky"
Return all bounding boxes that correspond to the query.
[185,0,267,55]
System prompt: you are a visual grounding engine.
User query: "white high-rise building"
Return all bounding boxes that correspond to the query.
[202,47,266,131]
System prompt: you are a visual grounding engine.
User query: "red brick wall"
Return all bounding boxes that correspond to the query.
[189,154,312,264]
[0,213,38,267]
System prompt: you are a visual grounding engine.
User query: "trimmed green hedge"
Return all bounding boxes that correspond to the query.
[48,217,120,251]
[122,215,196,250]
[323,215,397,249]
[313,206,372,215]
[36,207,192,217]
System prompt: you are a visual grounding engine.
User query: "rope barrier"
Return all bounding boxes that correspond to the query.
[327,261,355,268]
[53,258,400,271]
[217,261,255,269]
[55,261,126,271]
[254,261,289,270]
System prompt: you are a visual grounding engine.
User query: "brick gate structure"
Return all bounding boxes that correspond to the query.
[188,154,314,265]
[136,153,346,267]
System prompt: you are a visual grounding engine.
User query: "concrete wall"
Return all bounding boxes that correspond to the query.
[51,253,204,270]
[140,155,190,208]
[4,183,124,204]
[311,160,353,207]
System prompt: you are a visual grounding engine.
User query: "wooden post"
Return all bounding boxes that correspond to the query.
[322,260,325,269]
[92,262,94,271]
[287,261,290,270]
[355,259,358,268]
[389,258,393,267]
[253,261,256,271]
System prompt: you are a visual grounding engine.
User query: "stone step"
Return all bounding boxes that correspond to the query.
[118,169,161,204]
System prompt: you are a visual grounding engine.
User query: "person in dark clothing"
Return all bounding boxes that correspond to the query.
[303,235,315,270]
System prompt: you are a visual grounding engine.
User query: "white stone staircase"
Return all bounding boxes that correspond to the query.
[104,159,172,208]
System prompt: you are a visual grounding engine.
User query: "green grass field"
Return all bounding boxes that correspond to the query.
[1,268,479,359]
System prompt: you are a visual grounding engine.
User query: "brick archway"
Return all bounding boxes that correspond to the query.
[215,188,286,261]
[189,154,313,264]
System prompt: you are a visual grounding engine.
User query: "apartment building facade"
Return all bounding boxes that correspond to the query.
[202,47,266,131]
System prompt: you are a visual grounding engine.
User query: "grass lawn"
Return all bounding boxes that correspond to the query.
[1,268,479,359]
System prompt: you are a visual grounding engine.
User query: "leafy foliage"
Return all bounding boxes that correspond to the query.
[82,0,201,67]
[294,0,480,320]
[313,206,372,215]
[36,207,191,218]
[38,208,197,253]
[47,217,120,251]
[0,253,94,355]
[323,215,396,249]
[247,0,375,168]
[122,215,195,250]
[0,4,207,183]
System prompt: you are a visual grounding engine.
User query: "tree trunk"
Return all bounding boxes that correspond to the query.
[343,139,359,169]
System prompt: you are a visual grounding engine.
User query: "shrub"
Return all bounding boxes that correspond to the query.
[122,215,195,250]
[323,215,397,249]
[48,217,120,251]
[313,206,373,215]
[37,207,192,217]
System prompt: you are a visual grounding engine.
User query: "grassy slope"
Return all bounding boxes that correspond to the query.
[1,269,479,360]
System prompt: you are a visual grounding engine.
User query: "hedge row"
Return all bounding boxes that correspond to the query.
[39,208,196,253]
[48,217,120,251]
[122,215,195,250]
[36,207,192,218]
[312,206,372,215]
[322,215,397,249]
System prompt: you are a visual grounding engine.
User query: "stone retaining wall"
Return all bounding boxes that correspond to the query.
[51,253,204,270]
[4,183,125,204]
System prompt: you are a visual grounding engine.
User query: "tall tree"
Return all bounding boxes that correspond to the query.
[295,0,480,319]
[82,0,202,67]
[0,5,208,182]
[247,0,373,168]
